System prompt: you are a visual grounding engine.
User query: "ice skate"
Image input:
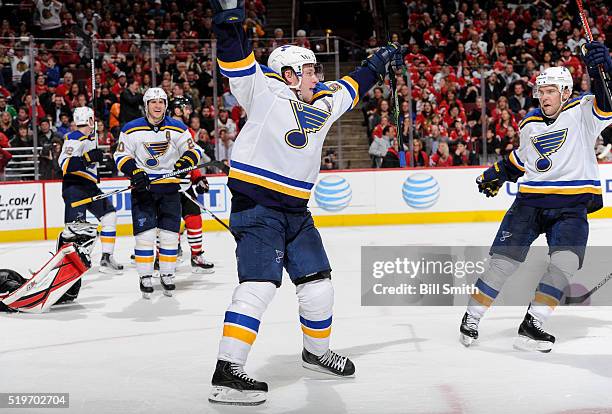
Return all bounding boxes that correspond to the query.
[460,312,480,347]
[191,252,215,274]
[99,253,124,274]
[140,276,154,299]
[160,274,175,297]
[209,360,267,406]
[302,348,355,377]
[513,312,555,353]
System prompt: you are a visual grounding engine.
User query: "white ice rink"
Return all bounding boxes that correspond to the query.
[2,221,612,414]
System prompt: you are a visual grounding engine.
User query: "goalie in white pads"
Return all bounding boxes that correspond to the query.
[207,0,408,405]
[460,42,612,352]
[0,221,97,313]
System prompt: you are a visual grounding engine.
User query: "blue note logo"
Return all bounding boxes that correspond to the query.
[285,100,330,149]
[530,128,567,172]
[144,141,170,167]
[402,173,440,209]
[314,175,352,211]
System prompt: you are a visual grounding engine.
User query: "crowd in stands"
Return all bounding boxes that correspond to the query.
[364,0,611,168]
[0,0,610,180]
[0,0,271,180]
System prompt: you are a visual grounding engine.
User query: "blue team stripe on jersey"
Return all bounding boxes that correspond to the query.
[475,278,499,299]
[230,161,314,190]
[100,231,116,237]
[537,283,564,301]
[159,248,177,256]
[299,315,332,329]
[224,311,261,332]
[134,249,154,257]
[521,180,601,187]
[126,126,152,135]
[220,66,257,78]
[337,79,356,100]
[593,106,612,120]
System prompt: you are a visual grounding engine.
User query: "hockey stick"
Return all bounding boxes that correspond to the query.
[380,0,406,167]
[576,0,612,108]
[70,162,215,208]
[181,191,241,240]
[564,272,612,305]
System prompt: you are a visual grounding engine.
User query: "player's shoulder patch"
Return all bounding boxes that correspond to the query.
[519,108,545,130]
[122,117,151,134]
[260,65,285,83]
[325,81,343,93]
[161,116,187,133]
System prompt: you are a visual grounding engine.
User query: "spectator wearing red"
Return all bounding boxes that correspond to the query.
[408,138,429,167]
[490,96,512,122]
[430,141,453,167]
[559,46,583,79]
[495,109,518,139]
[371,114,391,140]
[55,71,74,98]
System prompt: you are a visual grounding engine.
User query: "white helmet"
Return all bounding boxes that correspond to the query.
[73,106,94,127]
[533,66,573,98]
[143,87,168,117]
[268,45,321,81]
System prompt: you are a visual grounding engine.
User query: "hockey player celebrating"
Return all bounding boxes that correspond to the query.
[59,106,123,274]
[460,42,612,352]
[208,0,407,405]
[169,97,214,274]
[113,88,202,298]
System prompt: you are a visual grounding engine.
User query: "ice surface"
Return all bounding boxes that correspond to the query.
[1,221,612,414]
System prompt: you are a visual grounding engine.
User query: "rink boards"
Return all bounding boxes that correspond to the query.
[2,164,612,242]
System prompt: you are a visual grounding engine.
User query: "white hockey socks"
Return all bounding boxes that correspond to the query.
[297,279,334,357]
[218,281,276,366]
[100,211,117,255]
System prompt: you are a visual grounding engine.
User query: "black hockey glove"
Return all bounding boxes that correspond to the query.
[362,43,408,83]
[193,176,209,194]
[476,162,505,198]
[130,168,150,192]
[83,148,104,164]
[174,157,194,178]
[582,42,612,78]
[210,0,245,25]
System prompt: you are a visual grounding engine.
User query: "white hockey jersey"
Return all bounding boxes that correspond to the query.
[59,130,98,184]
[509,94,612,210]
[218,52,361,211]
[114,116,201,192]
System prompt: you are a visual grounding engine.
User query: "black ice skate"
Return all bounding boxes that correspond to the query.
[460,312,480,347]
[191,253,215,274]
[302,348,355,377]
[514,312,555,353]
[160,274,175,297]
[140,275,154,299]
[99,253,124,274]
[209,360,268,406]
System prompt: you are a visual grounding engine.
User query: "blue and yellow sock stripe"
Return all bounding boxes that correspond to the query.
[533,283,563,308]
[222,311,260,345]
[471,278,499,307]
[134,249,154,263]
[100,230,116,244]
[218,52,256,78]
[158,247,177,263]
[300,315,332,338]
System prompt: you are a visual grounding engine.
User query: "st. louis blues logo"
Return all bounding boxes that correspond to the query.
[285,100,331,149]
[144,141,170,167]
[530,128,567,172]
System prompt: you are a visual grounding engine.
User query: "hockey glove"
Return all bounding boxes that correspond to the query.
[130,169,150,192]
[362,43,408,83]
[582,42,612,78]
[173,157,194,177]
[83,148,104,164]
[193,176,210,194]
[210,0,245,25]
[476,162,506,198]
